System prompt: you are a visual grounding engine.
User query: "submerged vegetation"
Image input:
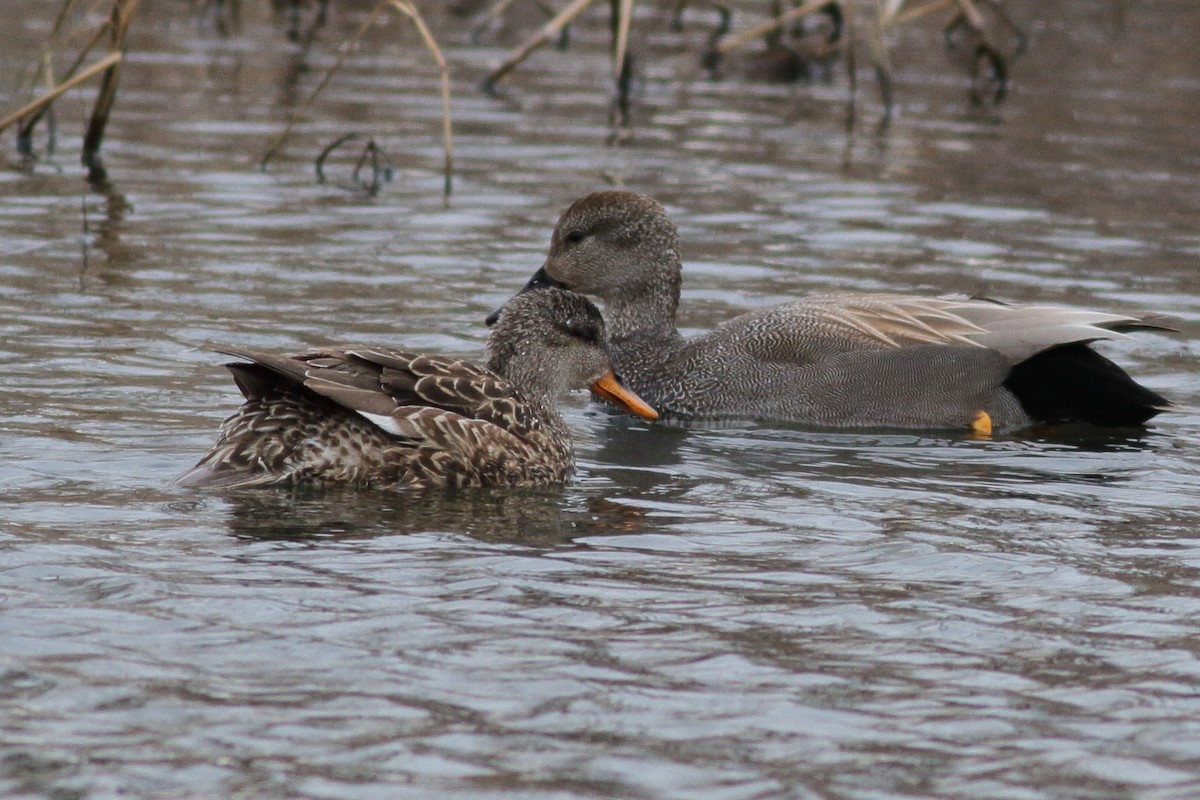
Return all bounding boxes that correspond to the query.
[2,0,1028,194]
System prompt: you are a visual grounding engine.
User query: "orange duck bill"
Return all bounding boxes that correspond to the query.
[591,371,658,421]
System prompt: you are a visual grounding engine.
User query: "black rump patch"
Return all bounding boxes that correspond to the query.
[1003,343,1169,427]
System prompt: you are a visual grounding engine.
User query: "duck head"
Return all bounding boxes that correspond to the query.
[487,191,683,337]
[487,288,657,421]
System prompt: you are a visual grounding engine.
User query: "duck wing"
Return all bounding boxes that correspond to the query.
[209,344,531,433]
[199,345,565,487]
[303,347,534,434]
[721,294,1174,365]
[300,348,570,485]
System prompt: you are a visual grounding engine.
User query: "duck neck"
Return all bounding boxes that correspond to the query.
[604,271,682,344]
[489,356,570,441]
[490,355,553,407]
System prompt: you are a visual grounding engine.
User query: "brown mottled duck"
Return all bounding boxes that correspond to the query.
[178,288,657,490]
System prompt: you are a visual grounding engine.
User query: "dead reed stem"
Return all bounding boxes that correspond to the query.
[261,0,455,199]
[470,0,518,40]
[389,0,454,198]
[867,0,894,123]
[713,0,837,55]
[612,0,633,80]
[482,0,597,92]
[0,51,123,135]
[260,2,394,168]
[3,0,125,149]
[890,0,952,27]
[82,0,140,178]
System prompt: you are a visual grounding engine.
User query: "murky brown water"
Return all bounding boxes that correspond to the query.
[3,1,1199,798]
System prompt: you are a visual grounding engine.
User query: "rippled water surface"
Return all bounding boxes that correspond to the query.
[3,1,1200,798]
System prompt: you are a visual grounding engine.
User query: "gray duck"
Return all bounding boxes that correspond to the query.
[489,191,1174,432]
[177,288,657,490]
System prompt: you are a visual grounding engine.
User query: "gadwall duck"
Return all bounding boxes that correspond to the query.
[489,191,1173,431]
[177,288,657,490]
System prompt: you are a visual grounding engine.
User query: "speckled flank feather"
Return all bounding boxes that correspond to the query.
[510,191,1174,430]
[176,389,422,489]
[178,289,650,490]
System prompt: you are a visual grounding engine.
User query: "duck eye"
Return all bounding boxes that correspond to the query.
[563,230,586,246]
[561,321,599,344]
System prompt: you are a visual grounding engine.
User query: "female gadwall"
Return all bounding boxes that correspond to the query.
[177,288,657,490]
[490,191,1173,432]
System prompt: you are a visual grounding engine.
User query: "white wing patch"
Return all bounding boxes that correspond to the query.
[358,410,405,436]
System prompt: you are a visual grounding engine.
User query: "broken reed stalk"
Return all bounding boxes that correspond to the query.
[713,0,838,56]
[17,8,114,148]
[867,0,895,123]
[82,0,140,179]
[261,0,454,199]
[888,0,987,29]
[890,0,953,27]
[389,0,453,199]
[315,132,363,183]
[612,0,633,81]
[884,0,1018,108]
[3,0,119,146]
[842,0,858,129]
[482,0,598,93]
[608,0,634,132]
[260,1,394,168]
[0,51,123,135]
[950,0,989,32]
[470,0,517,41]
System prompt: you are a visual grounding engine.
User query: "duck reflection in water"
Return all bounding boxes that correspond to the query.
[211,483,656,545]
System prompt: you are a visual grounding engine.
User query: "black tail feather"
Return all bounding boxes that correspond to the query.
[1003,343,1169,427]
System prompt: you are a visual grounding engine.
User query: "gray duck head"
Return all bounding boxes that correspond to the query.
[486,288,657,420]
[487,192,683,337]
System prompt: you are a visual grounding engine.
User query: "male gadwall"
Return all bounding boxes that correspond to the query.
[177,288,657,490]
[489,191,1173,431]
